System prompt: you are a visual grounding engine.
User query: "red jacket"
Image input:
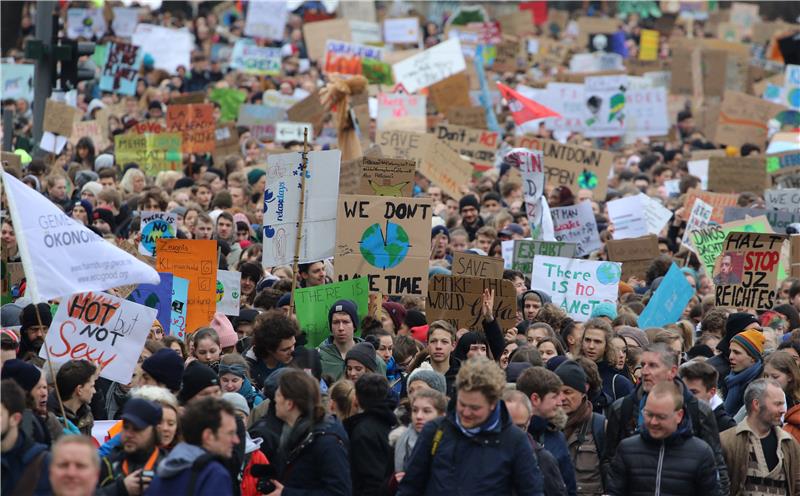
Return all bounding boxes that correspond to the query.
[240,449,269,496]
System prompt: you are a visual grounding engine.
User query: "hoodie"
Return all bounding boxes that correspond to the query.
[144,443,232,496]
[344,401,397,496]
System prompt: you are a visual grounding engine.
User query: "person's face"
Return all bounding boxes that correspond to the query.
[432,234,448,257]
[644,393,683,440]
[526,327,548,345]
[32,375,49,416]
[482,200,500,213]
[217,218,233,239]
[345,360,368,381]
[220,373,243,393]
[50,179,67,200]
[184,210,198,229]
[230,187,245,207]
[99,177,116,189]
[728,342,756,373]
[196,186,212,206]
[75,377,96,405]
[194,221,213,240]
[699,276,713,296]
[49,442,100,496]
[445,199,458,217]
[756,384,788,428]
[461,206,478,224]
[149,325,163,341]
[377,335,393,363]
[427,329,454,364]
[72,206,88,224]
[523,296,542,321]
[449,235,468,253]
[612,337,627,369]
[720,255,733,274]
[331,312,355,345]
[274,387,292,422]
[302,262,326,286]
[560,385,584,415]
[640,351,676,392]
[194,384,222,401]
[204,411,239,458]
[169,342,185,360]
[240,277,256,297]
[456,390,494,429]
[428,187,442,204]
[80,190,96,206]
[683,378,714,404]
[379,312,395,333]
[194,338,220,364]
[272,336,296,364]
[411,397,440,433]
[764,364,791,391]
[500,342,518,369]
[476,235,492,254]
[25,325,47,350]
[158,407,178,448]
[532,391,562,419]
[121,421,156,455]
[511,277,526,296]
[467,342,487,359]
[581,328,606,362]
[538,341,558,363]
[132,175,145,192]
[1,223,15,246]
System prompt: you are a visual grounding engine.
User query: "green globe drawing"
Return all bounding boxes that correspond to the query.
[596,262,621,285]
[579,170,598,189]
[359,222,410,269]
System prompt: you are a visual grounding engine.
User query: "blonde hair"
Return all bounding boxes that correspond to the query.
[455,357,506,404]
[120,168,146,194]
[329,379,356,420]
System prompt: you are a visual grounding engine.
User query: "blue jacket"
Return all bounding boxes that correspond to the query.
[597,360,634,405]
[145,443,233,496]
[529,415,577,496]
[398,402,544,496]
[0,429,51,496]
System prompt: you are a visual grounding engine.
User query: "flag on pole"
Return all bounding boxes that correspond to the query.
[2,170,160,302]
[497,82,561,125]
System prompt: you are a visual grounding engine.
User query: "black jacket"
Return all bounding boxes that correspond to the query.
[343,401,397,496]
[530,435,568,496]
[608,420,719,496]
[602,379,729,496]
[98,446,166,496]
[713,403,736,433]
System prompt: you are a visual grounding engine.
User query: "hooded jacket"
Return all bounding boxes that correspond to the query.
[343,400,397,496]
[529,414,577,496]
[318,336,386,382]
[785,402,800,444]
[144,443,233,496]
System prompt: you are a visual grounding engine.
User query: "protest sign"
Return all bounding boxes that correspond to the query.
[112,7,139,38]
[335,195,432,297]
[295,277,369,347]
[356,157,416,197]
[639,29,659,61]
[708,156,767,194]
[607,234,660,282]
[0,152,20,171]
[128,272,173,330]
[216,270,241,316]
[377,93,426,133]
[384,18,420,44]
[2,172,159,302]
[114,133,182,176]
[713,232,786,310]
[138,211,177,256]
[244,0,288,40]
[44,100,78,137]
[445,106,487,129]
[625,87,669,137]
[583,75,628,138]
[238,104,283,141]
[231,41,281,76]
[339,1,376,22]
[167,104,215,154]
[210,88,247,123]
[452,252,504,279]
[723,207,800,235]
[66,8,106,39]
[687,159,709,190]
[275,122,313,143]
[691,216,773,276]
[715,91,787,148]
[783,65,800,111]
[792,235,800,278]
[514,136,614,201]
[643,195,673,236]
[170,276,189,338]
[638,263,695,329]
[766,189,800,213]
[70,121,110,151]
[156,239,217,335]
[427,275,517,331]
[492,39,521,73]
[608,195,648,240]
[40,292,156,383]
[550,202,602,257]
[531,256,621,322]
[514,149,546,235]
[392,38,467,93]
[99,42,142,95]
[511,240,577,275]
[542,83,586,134]
[132,24,193,73]
[263,90,301,110]
[323,40,383,77]
[684,189,739,225]
[429,73,471,114]
[1,262,24,300]
[362,58,394,85]
[435,124,499,168]
[767,150,800,177]
[262,150,342,267]
[1,64,34,102]
[682,198,713,250]
[303,19,352,61]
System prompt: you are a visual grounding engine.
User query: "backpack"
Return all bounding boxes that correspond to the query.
[576,412,606,458]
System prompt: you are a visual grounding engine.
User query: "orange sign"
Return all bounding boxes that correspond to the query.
[167,104,215,154]
[156,239,217,334]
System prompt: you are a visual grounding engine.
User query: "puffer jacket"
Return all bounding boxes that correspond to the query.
[608,416,719,496]
[784,402,800,444]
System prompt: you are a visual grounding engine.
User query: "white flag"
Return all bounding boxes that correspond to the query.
[2,171,160,301]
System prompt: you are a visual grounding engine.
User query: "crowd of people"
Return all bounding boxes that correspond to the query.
[2,1,800,495]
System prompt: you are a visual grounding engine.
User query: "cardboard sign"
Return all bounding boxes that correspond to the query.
[427,275,517,331]
[114,133,182,176]
[684,189,739,225]
[216,270,241,316]
[356,157,416,197]
[452,252,504,279]
[324,40,383,76]
[231,41,281,76]
[334,195,432,296]
[139,212,177,256]
[550,202,602,257]
[429,72,472,114]
[607,234,659,282]
[446,106,487,129]
[384,18,420,44]
[71,121,110,151]
[128,272,173,331]
[1,63,34,102]
[691,216,773,276]
[167,104,215,154]
[638,263,695,328]
[766,189,800,213]
[511,240,577,275]
[514,136,614,201]
[303,19,352,61]
[392,38,467,93]
[516,149,546,235]
[275,122,313,143]
[210,89,247,123]
[170,276,189,338]
[244,0,287,40]
[792,235,800,278]
[715,91,787,148]
[40,292,157,384]
[767,150,800,177]
[708,156,767,194]
[156,239,218,335]
[377,93,427,133]
[238,104,283,141]
[287,90,326,128]
[713,232,785,310]
[682,198,713,250]
[723,207,800,235]
[99,42,142,95]
[531,256,621,322]
[262,150,342,267]
[1,261,24,298]
[295,277,369,347]
[132,24,193,73]
[435,124,499,167]
[44,100,79,137]
[608,195,649,240]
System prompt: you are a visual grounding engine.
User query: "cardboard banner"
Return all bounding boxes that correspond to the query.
[294,277,369,347]
[40,292,157,384]
[452,252,504,279]
[231,41,281,76]
[638,263,695,328]
[691,216,773,276]
[356,157,416,197]
[244,0,288,40]
[684,189,739,225]
[766,189,800,213]
[216,270,241,316]
[531,256,622,322]
[99,42,142,96]
[514,136,614,201]
[262,150,342,267]
[427,275,517,331]
[238,104,283,141]
[334,195,432,296]
[607,234,660,282]
[128,272,173,331]
[71,121,110,151]
[511,240,577,275]
[392,38,467,93]
[713,232,786,310]
[139,211,177,256]
[516,149,546,235]
[715,91,787,148]
[156,239,217,335]
[114,133,182,176]
[708,157,767,194]
[167,104,215,154]
[550,202,602,257]
[170,276,189,338]
[324,40,383,76]
[435,124,499,168]
[213,124,240,164]
[445,106,487,129]
[377,93,427,133]
[429,72,472,114]
[44,100,79,137]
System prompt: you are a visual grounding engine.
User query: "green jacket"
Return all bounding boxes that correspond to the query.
[318,336,387,381]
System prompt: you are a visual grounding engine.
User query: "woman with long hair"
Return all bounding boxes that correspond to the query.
[764,351,800,442]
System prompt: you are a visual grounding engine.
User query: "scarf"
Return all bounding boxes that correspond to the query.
[564,398,593,440]
[455,402,501,438]
[724,361,762,415]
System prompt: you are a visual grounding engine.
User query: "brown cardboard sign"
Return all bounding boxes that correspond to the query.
[287,90,326,128]
[708,156,767,194]
[356,157,416,197]
[44,100,79,137]
[713,232,785,310]
[429,72,471,115]
[607,234,659,282]
[446,106,487,129]
[684,189,739,225]
[166,103,215,154]
[303,18,351,61]
[715,91,787,148]
[791,235,800,278]
[435,124,499,168]
[427,275,517,331]
[452,252,504,279]
[1,152,21,171]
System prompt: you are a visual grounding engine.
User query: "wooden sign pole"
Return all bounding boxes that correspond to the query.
[289,129,309,316]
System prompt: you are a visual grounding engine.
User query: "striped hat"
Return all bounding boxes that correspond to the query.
[730,329,765,361]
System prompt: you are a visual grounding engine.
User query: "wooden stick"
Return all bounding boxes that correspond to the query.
[289,129,310,316]
[34,303,68,428]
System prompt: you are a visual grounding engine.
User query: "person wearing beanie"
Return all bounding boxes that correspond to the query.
[177,361,221,405]
[319,299,361,381]
[211,313,239,351]
[590,302,617,322]
[707,312,760,394]
[406,365,447,395]
[723,329,766,416]
[345,342,379,382]
[219,354,264,409]
[555,359,607,495]
[381,302,406,333]
[458,194,484,241]
[1,303,23,328]
[67,199,93,226]
[400,310,427,336]
[221,392,250,418]
[94,153,115,172]
[2,358,41,392]
[246,168,266,187]
[140,348,184,392]
[431,225,450,261]
[74,170,99,193]
[18,303,51,363]
[91,207,117,235]
[80,180,103,206]
[1,329,20,365]
[617,327,649,351]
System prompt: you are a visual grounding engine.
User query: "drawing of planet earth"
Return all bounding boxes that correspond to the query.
[359,222,410,269]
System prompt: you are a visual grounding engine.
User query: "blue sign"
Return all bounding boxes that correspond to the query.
[638,263,694,329]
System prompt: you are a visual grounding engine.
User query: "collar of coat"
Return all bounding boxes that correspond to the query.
[735,418,794,444]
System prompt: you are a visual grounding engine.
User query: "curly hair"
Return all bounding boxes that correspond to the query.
[252,309,298,359]
[533,303,568,334]
[580,318,616,364]
[455,357,507,404]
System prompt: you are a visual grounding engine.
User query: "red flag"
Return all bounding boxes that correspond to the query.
[497,82,561,125]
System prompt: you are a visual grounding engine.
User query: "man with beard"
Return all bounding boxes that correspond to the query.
[98,398,164,496]
[1,380,52,494]
[17,303,51,365]
[2,359,62,446]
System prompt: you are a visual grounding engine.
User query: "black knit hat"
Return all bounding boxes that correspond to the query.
[178,362,219,404]
[2,359,41,392]
[142,348,184,392]
[720,312,760,355]
[20,303,52,332]
[555,360,587,394]
[458,194,480,212]
[404,310,427,329]
[345,342,378,372]
[328,299,359,332]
